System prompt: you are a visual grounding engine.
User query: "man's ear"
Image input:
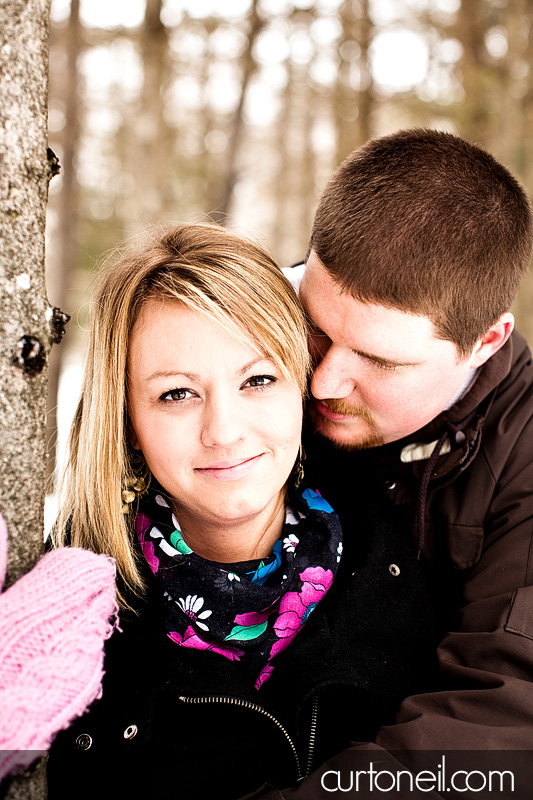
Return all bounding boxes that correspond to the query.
[469,312,514,368]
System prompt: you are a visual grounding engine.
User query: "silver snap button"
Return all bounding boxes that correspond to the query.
[124,724,138,740]
[385,480,396,491]
[76,733,93,750]
[389,563,400,577]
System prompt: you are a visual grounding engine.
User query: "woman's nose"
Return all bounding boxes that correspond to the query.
[200,400,246,448]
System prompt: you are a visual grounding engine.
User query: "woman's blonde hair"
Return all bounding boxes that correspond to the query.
[53,223,310,604]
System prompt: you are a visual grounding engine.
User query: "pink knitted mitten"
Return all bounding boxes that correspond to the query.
[0,513,118,781]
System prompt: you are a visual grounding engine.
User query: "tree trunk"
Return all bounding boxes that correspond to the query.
[132,0,170,226]
[335,0,374,164]
[0,0,55,795]
[455,0,491,145]
[212,0,263,222]
[46,0,81,487]
[272,58,294,258]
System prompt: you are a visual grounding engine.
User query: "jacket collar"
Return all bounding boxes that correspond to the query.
[390,330,515,456]
[304,331,525,491]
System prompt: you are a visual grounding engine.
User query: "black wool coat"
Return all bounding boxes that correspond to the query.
[47,479,439,800]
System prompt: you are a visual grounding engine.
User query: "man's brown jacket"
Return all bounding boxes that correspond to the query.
[246,329,533,798]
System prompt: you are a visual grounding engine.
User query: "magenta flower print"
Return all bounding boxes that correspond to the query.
[273,596,303,639]
[136,512,160,574]
[298,566,333,606]
[255,664,275,690]
[270,566,333,659]
[234,610,271,627]
[168,626,244,661]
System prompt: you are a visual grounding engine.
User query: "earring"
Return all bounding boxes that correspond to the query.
[293,445,305,489]
[121,450,151,514]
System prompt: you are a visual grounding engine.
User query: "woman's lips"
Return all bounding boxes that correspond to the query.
[195,454,264,480]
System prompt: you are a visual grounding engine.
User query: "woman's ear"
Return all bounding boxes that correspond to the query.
[469,312,514,369]
[127,421,141,450]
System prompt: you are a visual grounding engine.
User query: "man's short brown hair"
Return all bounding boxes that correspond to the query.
[310,128,533,356]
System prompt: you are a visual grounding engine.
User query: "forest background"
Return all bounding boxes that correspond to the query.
[0,3,531,795]
[46,0,533,505]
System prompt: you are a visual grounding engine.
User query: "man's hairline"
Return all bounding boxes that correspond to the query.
[302,249,477,364]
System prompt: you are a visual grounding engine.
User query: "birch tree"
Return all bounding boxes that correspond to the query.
[0,0,62,791]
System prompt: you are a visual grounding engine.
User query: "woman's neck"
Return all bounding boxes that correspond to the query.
[174,492,287,564]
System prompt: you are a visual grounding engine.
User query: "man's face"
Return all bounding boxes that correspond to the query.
[299,252,478,449]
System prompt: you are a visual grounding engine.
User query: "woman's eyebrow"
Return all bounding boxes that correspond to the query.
[144,358,273,383]
[145,368,200,382]
[238,357,273,376]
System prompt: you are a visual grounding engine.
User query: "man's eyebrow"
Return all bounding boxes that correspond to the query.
[306,317,418,367]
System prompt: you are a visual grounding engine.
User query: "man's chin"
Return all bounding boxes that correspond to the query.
[309,409,385,451]
[318,430,386,452]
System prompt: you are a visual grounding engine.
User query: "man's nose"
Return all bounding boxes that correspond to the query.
[310,346,357,400]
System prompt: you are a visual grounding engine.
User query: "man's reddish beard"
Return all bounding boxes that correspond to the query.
[312,398,386,451]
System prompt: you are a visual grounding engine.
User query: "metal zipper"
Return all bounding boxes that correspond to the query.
[306,695,319,777]
[179,694,302,780]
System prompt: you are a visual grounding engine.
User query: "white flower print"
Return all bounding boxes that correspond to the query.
[227,572,241,582]
[283,533,299,553]
[337,542,343,563]
[176,594,212,631]
[159,539,180,557]
[150,526,180,556]
[285,508,300,526]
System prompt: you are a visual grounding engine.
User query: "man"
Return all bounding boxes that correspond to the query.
[253,129,533,797]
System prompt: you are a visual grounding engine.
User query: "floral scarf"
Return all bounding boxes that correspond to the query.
[136,486,342,689]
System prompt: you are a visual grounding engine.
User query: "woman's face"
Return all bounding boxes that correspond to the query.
[127,299,302,534]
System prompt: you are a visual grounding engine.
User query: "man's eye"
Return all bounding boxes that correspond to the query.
[369,359,397,372]
[159,388,194,402]
[244,374,277,390]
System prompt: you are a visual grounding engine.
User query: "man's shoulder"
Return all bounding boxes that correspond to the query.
[482,329,533,446]
[507,328,533,383]
[489,330,533,417]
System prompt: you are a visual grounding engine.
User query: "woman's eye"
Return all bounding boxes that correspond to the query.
[159,388,195,402]
[243,374,277,390]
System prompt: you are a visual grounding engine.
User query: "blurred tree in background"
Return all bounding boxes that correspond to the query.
[45,0,533,490]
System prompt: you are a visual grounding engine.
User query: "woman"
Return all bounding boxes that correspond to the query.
[46,223,436,799]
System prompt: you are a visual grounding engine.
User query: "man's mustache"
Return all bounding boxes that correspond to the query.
[309,398,385,450]
[320,398,374,424]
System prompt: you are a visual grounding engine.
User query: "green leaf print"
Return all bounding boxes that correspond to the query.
[224,621,268,642]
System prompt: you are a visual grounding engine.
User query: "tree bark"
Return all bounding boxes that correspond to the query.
[455,0,492,145]
[335,0,374,164]
[132,0,171,226]
[46,0,81,486]
[0,0,55,793]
